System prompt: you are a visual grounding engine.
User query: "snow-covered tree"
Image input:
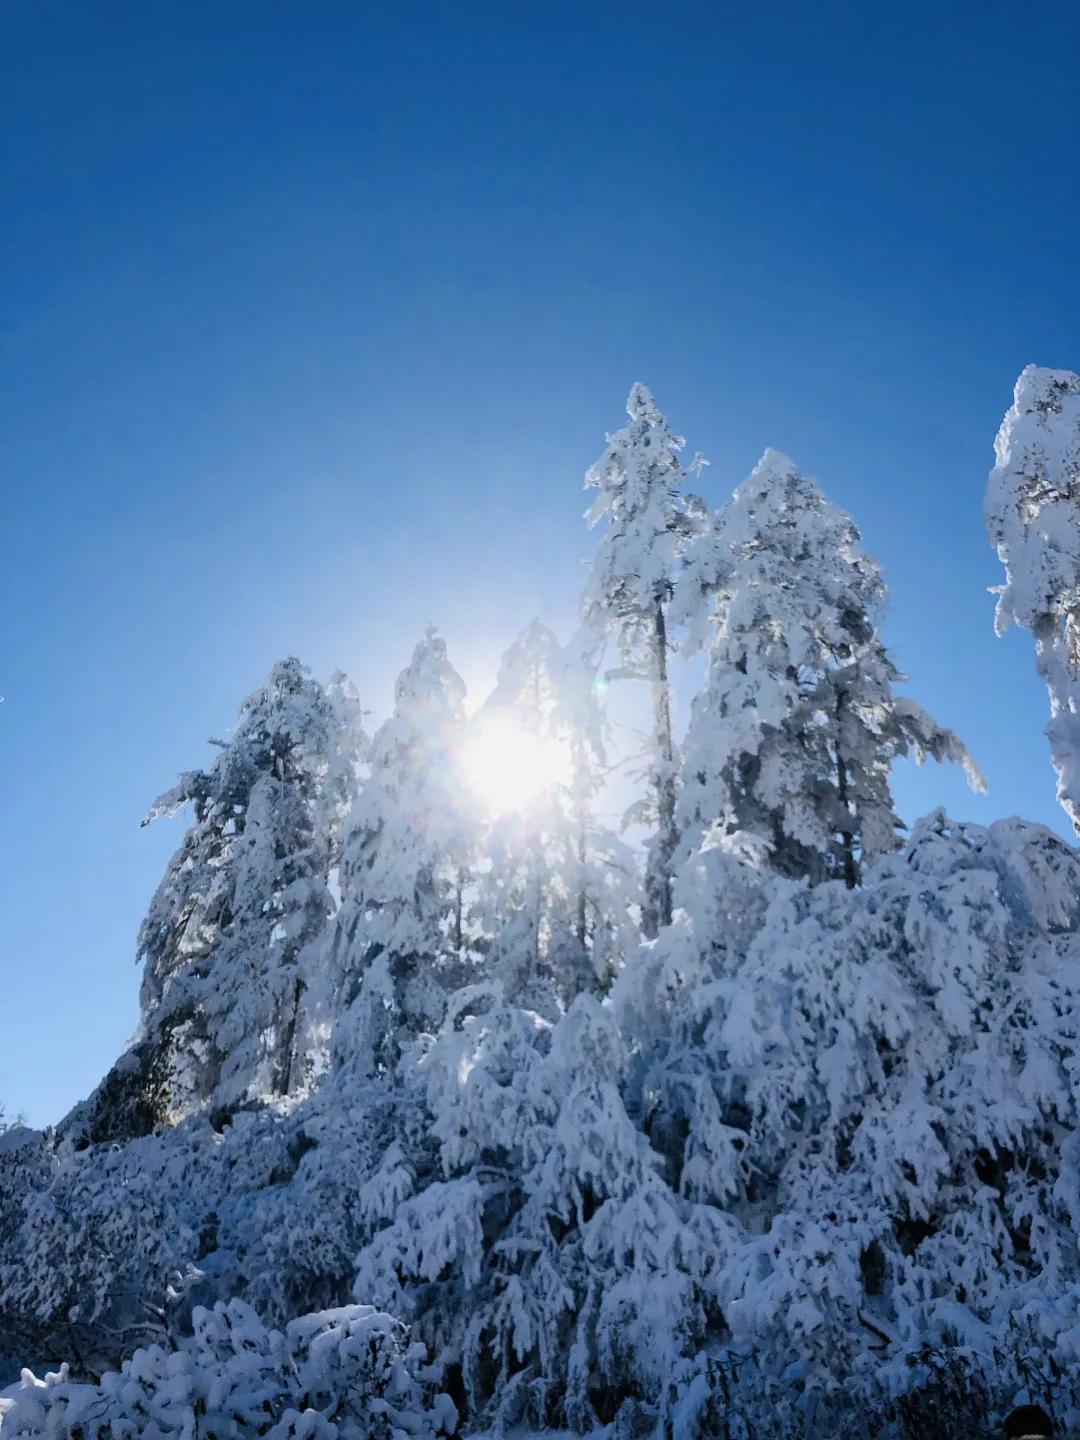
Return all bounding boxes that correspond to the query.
[582,383,705,935]
[353,985,732,1435]
[0,1299,457,1440]
[76,660,366,1139]
[472,620,637,1010]
[0,1051,427,1377]
[614,808,1080,1430]
[556,627,641,995]
[329,630,475,1071]
[987,364,1080,835]
[199,667,367,1109]
[678,450,982,885]
[471,620,568,1010]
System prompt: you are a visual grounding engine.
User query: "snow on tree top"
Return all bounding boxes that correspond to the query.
[987,363,1080,636]
[987,364,1080,833]
[626,380,661,423]
[393,628,467,716]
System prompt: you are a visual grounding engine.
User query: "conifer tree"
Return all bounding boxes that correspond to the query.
[473,621,637,1010]
[330,630,475,1071]
[987,364,1080,834]
[226,669,367,1102]
[87,659,366,1134]
[472,620,565,1010]
[678,450,982,885]
[556,627,640,993]
[582,383,705,935]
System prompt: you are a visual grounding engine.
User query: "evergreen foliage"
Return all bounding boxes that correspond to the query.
[678,449,983,884]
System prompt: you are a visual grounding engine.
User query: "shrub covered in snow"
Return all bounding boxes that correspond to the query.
[0,1300,456,1440]
[0,1070,420,1378]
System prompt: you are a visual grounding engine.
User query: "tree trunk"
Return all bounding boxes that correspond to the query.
[569,734,590,950]
[453,872,464,955]
[1034,610,1080,836]
[834,690,859,889]
[645,601,677,936]
[276,976,305,1096]
[576,803,588,949]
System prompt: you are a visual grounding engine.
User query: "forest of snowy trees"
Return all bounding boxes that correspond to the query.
[5,366,1080,1439]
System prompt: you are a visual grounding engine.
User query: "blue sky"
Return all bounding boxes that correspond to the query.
[3,1,1079,1127]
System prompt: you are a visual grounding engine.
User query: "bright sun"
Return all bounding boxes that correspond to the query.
[463,713,569,816]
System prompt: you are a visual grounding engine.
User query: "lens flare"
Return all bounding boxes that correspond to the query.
[463,713,568,815]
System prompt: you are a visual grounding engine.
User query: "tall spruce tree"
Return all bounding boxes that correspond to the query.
[473,620,637,1010]
[330,629,475,1071]
[987,364,1080,835]
[678,450,982,885]
[70,660,366,1141]
[472,620,573,1011]
[582,383,704,935]
[556,625,640,992]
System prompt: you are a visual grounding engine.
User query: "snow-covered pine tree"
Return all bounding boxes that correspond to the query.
[987,364,1080,835]
[678,449,982,886]
[207,667,367,1107]
[473,621,637,1011]
[329,629,475,1071]
[582,383,705,935]
[471,620,567,1011]
[74,660,366,1140]
[556,626,640,995]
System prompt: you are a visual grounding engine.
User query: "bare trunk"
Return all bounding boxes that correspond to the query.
[576,800,588,949]
[646,601,677,936]
[567,727,591,951]
[453,871,464,955]
[834,690,859,889]
[276,976,305,1096]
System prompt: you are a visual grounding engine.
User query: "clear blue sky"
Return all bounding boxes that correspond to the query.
[3,1,1078,1127]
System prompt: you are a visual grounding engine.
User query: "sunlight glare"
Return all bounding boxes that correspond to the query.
[463,714,568,816]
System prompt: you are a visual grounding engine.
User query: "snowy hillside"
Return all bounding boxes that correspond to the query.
[4,372,1080,1438]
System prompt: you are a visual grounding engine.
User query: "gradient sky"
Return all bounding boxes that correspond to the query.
[3,1,1080,1128]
